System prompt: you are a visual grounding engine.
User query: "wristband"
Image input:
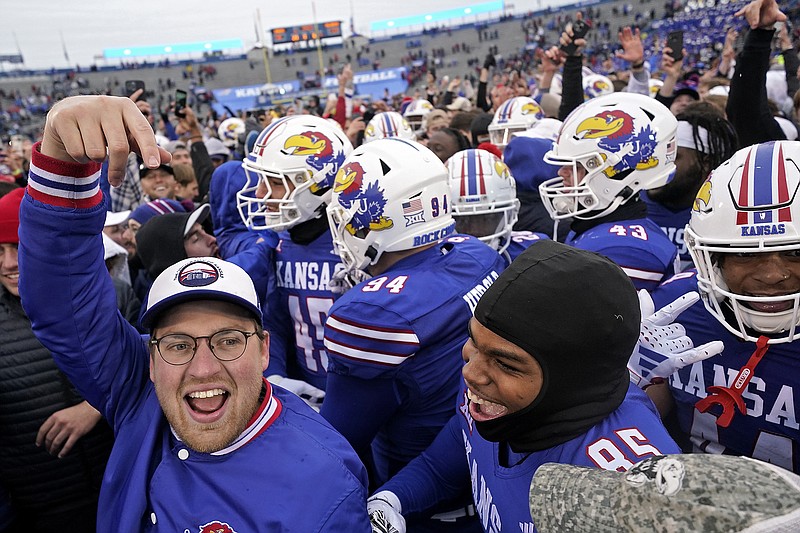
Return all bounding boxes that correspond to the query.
[631,60,644,69]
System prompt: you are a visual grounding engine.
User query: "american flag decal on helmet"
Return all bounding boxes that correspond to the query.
[735,142,793,225]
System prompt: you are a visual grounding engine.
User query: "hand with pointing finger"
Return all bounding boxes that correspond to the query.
[41,95,171,186]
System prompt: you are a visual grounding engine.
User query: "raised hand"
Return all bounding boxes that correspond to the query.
[628,290,724,388]
[41,96,170,186]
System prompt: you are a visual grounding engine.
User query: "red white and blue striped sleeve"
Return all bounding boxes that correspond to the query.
[27,142,103,209]
[324,311,420,368]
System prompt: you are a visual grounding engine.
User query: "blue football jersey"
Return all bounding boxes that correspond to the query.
[504,230,550,265]
[381,380,678,533]
[455,381,679,533]
[266,229,342,390]
[641,191,693,271]
[652,272,800,473]
[566,217,679,291]
[323,235,506,485]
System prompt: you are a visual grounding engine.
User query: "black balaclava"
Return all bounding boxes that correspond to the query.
[472,240,641,452]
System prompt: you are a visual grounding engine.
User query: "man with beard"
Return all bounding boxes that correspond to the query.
[17,95,370,532]
[365,241,683,533]
[642,102,738,270]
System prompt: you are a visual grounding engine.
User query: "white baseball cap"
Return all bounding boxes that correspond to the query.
[183,204,210,236]
[140,257,262,329]
[104,210,131,227]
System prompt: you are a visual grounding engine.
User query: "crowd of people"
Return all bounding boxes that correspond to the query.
[5,0,800,531]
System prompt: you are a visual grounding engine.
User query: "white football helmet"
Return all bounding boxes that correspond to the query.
[364,112,416,143]
[326,138,455,284]
[403,99,434,132]
[237,115,353,231]
[218,118,246,149]
[488,96,545,149]
[540,92,677,220]
[447,149,519,254]
[583,73,614,100]
[686,141,800,344]
[649,78,664,98]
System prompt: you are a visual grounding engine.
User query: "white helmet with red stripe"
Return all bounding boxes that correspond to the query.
[686,140,800,344]
[488,96,545,149]
[364,111,416,143]
[237,115,353,231]
[447,149,519,254]
[402,99,434,132]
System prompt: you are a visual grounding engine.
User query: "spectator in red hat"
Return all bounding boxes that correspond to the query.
[0,187,114,532]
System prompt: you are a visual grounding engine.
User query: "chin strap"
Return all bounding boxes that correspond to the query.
[695,335,770,428]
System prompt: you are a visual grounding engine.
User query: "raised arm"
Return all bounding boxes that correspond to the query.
[20,96,170,426]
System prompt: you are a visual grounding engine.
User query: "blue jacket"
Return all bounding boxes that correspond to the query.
[19,148,370,533]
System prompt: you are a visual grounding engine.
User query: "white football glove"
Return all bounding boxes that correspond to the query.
[267,375,325,412]
[367,491,406,533]
[628,290,725,389]
[329,267,370,295]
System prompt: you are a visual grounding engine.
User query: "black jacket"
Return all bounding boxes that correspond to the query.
[727,28,786,147]
[0,287,113,527]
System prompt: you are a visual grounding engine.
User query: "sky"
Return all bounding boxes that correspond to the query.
[0,0,567,70]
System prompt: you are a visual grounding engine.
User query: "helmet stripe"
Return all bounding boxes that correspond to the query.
[255,117,289,156]
[500,99,514,121]
[736,148,751,225]
[466,149,477,195]
[476,152,486,195]
[777,144,793,222]
[381,114,388,136]
[752,142,774,224]
[460,153,468,196]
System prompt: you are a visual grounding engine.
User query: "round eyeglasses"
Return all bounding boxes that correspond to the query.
[149,329,260,366]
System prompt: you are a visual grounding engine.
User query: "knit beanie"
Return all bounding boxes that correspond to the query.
[0,188,24,244]
[129,198,186,225]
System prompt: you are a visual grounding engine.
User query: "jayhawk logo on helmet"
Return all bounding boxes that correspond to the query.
[693,178,713,212]
[575,110,658,177]
[494,160,511,179]
[588,79,611,98]
[218,118,245,148]
[521,101,544,119]
[583,74,615,100]
[334,162,394,235]
[198,521,236,533]
[283,131,347,193]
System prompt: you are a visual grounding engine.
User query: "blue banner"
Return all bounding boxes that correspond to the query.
[211,66,407,114]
